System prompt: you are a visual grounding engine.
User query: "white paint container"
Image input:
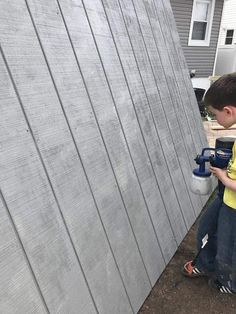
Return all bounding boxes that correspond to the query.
[190,174,212,195]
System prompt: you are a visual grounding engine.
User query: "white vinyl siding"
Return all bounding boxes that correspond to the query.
[214,0,236,75]
[218,0,236,46]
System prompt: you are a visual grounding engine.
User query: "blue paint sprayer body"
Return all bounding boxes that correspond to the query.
[191,147,232,195]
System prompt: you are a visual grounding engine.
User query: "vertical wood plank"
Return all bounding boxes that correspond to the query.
[149,0,203,156]
[156,0,212,206]
[132,0,203,216]
[98,0,179,256]
[17,1,135,313]
[0,192,47,314]
[117,0,197,228]
[83,0,170,270]
[100,0,187,245]
[0,0,211,312]
[16,0,154,311]
[139,0,197,160]
[57,0,166,299]
[0,51,96,313]
[159,0,209,150]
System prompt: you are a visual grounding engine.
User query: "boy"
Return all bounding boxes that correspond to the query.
[182,72,236,294]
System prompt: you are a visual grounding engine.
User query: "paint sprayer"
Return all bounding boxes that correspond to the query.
[190,137,236,198]
[190,147,232,195]
[190,137,235,195]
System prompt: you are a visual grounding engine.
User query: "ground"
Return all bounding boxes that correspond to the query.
[138,206,236,314]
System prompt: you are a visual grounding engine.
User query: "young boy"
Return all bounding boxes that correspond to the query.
[182,72,236,294]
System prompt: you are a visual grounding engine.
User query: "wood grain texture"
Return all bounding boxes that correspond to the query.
[19,0,134,312]
[55,2,162,310]
[117,0,198,229]
[159,0,209,150]
[100,0,178,255]
[0,192,47,314]
[158,0,214,205]
[135,0,203,216]
[83,0,169,275]
[0,50,96,313]
[0,0,209,312]
[0,3,98,313]
[102,0,188,245]
[22,0,154,311]
[154,0,205,151]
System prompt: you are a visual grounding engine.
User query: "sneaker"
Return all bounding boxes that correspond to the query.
[182,260,206,278]
[208,278,236,294]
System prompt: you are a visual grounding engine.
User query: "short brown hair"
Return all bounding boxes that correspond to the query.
[204,72,236,110]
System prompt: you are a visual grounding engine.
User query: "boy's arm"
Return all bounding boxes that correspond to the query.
[209,166,236,192]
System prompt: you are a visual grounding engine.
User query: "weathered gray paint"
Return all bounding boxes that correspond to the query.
[0,191,48,314]
[170,0,224,77]
[0,0,210,313]
[159,0,210,205]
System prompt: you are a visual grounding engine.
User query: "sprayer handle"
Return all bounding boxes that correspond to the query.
[201,147,216,156]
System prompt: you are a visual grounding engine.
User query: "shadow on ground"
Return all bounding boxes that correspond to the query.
[139,206,236,314]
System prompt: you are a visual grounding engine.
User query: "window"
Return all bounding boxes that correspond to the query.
[225,29,234,45]
[188,0,215,46]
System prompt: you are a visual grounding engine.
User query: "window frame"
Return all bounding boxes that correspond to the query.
[188,0,216,47]
[225,29,234,45]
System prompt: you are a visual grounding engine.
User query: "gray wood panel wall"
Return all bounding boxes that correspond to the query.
[170,0,224,78]
[0,0,210,313]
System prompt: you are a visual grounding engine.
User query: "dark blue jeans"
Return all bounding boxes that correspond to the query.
[195,195,222,273]
[196,195,236,291]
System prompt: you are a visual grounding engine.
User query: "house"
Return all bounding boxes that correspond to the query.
[214,0,236,75]
[170,0,224,90]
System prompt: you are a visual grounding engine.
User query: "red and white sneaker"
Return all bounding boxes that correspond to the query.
[182,260,206,278]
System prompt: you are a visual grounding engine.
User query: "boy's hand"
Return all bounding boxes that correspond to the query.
[209,166,228,183]
[210,166,236,192]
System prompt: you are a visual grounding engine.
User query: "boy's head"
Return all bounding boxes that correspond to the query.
[204,72,236,128]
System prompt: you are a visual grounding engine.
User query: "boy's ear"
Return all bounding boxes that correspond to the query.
[223,106,236,116]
